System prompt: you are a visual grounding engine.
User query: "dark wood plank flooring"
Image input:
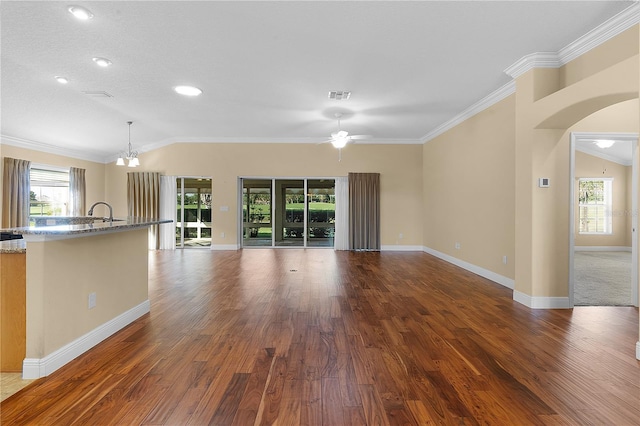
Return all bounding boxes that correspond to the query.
[2,249,639,425]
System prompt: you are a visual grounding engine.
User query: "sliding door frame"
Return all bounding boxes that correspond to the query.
[176,176,212,249]
[239,176,337,249]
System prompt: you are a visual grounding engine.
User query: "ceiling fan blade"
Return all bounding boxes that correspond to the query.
[349,134,372,140]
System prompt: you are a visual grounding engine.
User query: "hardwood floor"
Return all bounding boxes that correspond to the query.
[2,249,639,425]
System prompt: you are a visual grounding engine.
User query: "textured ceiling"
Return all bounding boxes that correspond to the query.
[0,1,636,162]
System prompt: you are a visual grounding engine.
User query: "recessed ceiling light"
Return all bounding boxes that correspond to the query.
[92,57,112,67]
[174,85,202,96]
[55,76,69,84]
[68,5,93,20]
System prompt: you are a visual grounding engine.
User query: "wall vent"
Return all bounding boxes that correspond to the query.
[328,91,351,100]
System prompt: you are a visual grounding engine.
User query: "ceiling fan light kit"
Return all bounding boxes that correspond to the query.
[331,137,349,149]
[326,113,367,150]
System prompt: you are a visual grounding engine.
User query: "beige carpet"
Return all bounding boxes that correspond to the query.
[574,251,633,306]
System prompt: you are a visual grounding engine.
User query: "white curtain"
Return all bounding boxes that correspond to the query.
[159,176,177,250]
[69,167,86,216]
[334,176,349,250]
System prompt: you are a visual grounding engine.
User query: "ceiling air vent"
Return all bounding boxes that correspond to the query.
[82,91,113,98]
[328,91,351,100]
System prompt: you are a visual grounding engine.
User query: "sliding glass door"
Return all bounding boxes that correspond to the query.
[241,178,335,248]
[242,179,272,246]
[275,179,304,247]
[176,177,212,248]
[307,179,335,247]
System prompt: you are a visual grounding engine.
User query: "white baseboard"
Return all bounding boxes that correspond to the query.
[513,291,571,309]
[22,300,150,379]
[422,246,515,290]
[574,246,632,252]
[210,244,240,251]
[381,245,423,252]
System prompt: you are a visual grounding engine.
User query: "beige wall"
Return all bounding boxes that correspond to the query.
[0,143,106,226]
[515,25,638,299]
[105,143,423,247]
[574,151,632,248]
[26,228,148,358]
[423,95,516,280]
[561,25,639,89]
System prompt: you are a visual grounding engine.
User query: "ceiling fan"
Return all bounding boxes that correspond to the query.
[323,113,369,160]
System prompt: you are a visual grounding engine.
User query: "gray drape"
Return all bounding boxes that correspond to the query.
[127,172,160,249]
[348,172,380,251]
[69,167,86,216]
[2,157,31,228]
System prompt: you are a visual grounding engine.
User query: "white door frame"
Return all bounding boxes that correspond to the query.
[569,132,639,307]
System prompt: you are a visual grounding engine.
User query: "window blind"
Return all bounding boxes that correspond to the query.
[30,167,70,187]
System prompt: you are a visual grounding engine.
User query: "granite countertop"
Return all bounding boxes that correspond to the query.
[2,217,172,237]
[0,238,27,254]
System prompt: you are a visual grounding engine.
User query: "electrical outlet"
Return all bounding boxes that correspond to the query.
[503,255,508,265]
[221,232,225,238]
[455,242,461,250]
[88,292,96,309]
[398,233,403,239]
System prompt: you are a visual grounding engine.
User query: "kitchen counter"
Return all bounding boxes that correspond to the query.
[5,217,171,240]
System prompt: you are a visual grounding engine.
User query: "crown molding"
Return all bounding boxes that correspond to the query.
[0,134,108,163]
[421,80,516,143]
[503,52,561,78]
[558,2,640,65]
[430,3,640,144]
[505,2,640,79]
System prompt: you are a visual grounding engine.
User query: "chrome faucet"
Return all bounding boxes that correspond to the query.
[88,202,113,223]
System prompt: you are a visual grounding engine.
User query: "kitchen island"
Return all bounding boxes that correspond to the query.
[2,217,171,379]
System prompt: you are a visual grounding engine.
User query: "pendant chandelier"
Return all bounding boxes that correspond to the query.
[116,121,139,167]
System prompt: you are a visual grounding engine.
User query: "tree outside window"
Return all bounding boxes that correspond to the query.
[578,178,613,234]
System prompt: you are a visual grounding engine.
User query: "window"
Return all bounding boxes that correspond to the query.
[578,178,612,234]
[30,165,70,216]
